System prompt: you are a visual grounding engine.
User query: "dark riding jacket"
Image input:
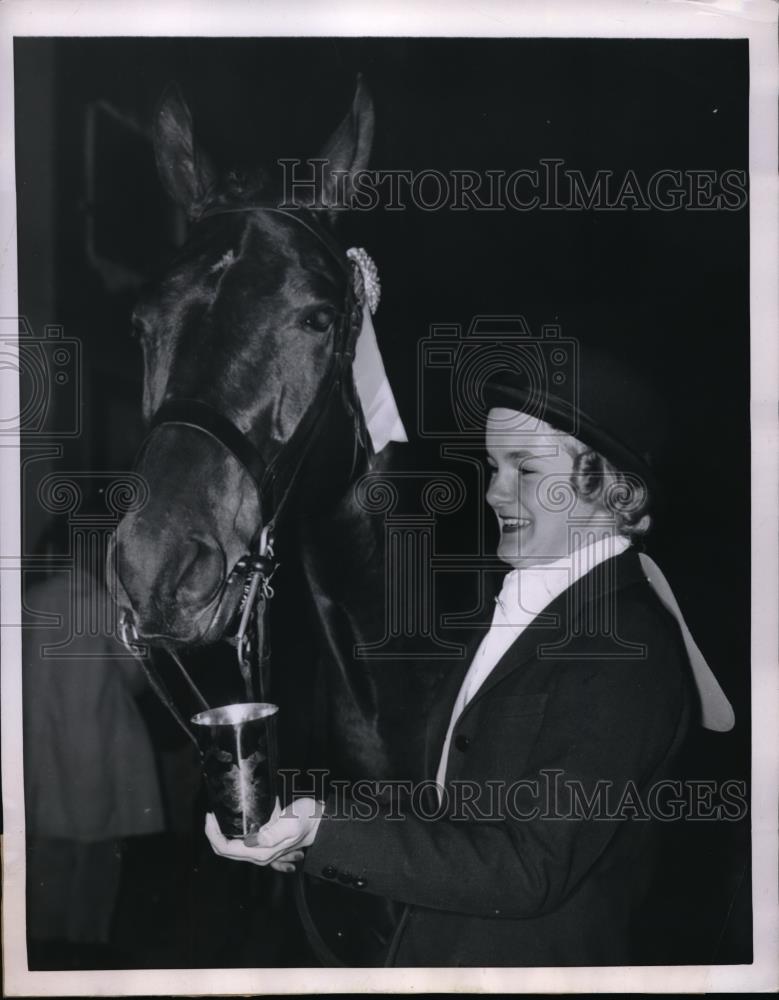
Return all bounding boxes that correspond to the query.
[303,548,694,966]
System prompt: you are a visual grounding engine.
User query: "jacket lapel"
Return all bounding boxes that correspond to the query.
[422,628,485,781]
[450,548,648,730]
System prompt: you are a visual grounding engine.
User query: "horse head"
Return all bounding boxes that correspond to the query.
[112,79,375,647]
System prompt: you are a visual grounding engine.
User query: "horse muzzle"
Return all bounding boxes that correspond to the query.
[109,524,255,647]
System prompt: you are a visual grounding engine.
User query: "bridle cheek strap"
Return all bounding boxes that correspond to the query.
[144,399,269,491]
[140,326,357,549]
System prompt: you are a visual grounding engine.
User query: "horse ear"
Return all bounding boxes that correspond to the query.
[317,74,375,211]
[153,84,216,218]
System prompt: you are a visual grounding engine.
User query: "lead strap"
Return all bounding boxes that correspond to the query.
[119,612,200,747]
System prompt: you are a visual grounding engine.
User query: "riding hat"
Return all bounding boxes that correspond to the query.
[484,345,667,499]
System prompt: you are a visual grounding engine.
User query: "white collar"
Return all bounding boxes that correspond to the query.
[495,533,631,629]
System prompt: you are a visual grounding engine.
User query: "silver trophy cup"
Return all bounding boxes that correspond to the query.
[191,702,279,838]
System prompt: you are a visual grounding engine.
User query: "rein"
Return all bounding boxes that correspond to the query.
[120,204,368,720]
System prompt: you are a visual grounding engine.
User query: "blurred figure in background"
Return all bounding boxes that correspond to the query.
[23,520,164,969]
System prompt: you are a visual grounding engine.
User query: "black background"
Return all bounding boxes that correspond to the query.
[14,36,751,967]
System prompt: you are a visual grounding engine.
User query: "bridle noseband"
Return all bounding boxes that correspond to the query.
[121,203,369,707]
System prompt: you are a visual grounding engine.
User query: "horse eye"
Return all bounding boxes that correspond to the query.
[304,307,336,333]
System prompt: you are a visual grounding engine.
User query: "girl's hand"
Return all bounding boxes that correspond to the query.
[205,797,323,873]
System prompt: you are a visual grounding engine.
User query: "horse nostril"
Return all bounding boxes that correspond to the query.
[174,535,226,605]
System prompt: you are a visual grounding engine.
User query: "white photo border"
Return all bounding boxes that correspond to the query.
[1,0,776,994]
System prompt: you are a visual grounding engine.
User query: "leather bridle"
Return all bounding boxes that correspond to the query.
[120,204,369,715]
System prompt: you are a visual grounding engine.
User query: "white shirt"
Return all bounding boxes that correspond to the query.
[435,533,631,796]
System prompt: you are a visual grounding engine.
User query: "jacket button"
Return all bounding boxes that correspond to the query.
[354,876,368,889]
[321,865,337,879]
[454,733,471,751]
[338,870,355,885]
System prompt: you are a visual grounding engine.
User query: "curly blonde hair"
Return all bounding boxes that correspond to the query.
[563,438,652,538]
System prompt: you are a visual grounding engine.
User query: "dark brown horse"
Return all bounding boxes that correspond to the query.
[111,79,448,963]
